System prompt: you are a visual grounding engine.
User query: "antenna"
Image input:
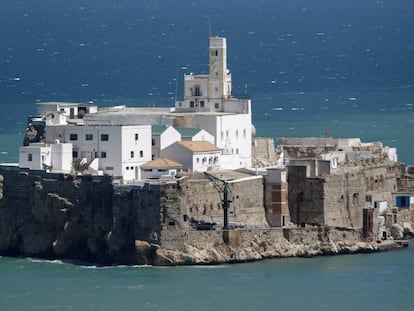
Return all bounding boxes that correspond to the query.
[207,15,212,37]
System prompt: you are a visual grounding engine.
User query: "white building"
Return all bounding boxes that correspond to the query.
[19,142,72,172]
[45,124,151,181]
[141,157,183,179]
[161,141,221,172]
[36,102,98,120]
[151,125,181,159]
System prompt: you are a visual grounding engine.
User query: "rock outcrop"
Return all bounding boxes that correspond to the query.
[0,168,410,266]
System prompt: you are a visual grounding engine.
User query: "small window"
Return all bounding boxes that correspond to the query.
[135,133,139,141]
[130,151,134,158]
[140,150,143,157]
[70,134,78,141]
[200,101,205,108]
[190,101,195,108]
[28,153,33,162]
[85,134,93,141]
[215,103,219,109]
[101,151,107,158]
[73,150,78,158]
[151,139,155,146]
[101,134,109,141]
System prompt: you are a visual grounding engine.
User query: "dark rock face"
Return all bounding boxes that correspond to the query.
[0,170,124,263]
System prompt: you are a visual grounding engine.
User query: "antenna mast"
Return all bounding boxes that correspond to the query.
[207,15,212,37]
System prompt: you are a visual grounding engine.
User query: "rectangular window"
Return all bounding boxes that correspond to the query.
[101,151,107,158]
[69,133,78,141]
[140,150,143,157]
[200,100,205,108]
[151,138,155,146]
[396,196,410,208]
[72,150,78,158]
[101,134,109,141]
[85,134,93,141]
[28,153,33,162]
[130,151,134,158]
[190,101,195,108]
[194,85,201,96]
[135,133,139,141]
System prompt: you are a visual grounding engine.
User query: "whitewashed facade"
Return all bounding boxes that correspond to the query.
[45,124,151,181]
[161,141,221,172]
[151,125,181,159]
[140,157,183,179]
[37,102,98,120]
[19,142,72,172]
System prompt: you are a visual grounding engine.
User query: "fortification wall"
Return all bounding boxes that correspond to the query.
[252,137,277,167]
[176,175,267,227]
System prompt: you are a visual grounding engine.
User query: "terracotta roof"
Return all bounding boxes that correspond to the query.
[177,141,221,152]
[141,157,183,168]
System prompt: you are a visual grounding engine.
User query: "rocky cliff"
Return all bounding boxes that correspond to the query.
[0,167,409,266]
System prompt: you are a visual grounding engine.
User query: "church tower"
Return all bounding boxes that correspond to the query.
[208,37,232,100]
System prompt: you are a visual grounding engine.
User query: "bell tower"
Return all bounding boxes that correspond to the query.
[209,37,232,100]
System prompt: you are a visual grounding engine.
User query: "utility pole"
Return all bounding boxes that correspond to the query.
[204,172,232,229]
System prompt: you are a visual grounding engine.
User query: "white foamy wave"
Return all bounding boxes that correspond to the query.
[28,258,66,265]
[272,107,283,111]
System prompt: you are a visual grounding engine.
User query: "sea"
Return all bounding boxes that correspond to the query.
[0,0,413,309]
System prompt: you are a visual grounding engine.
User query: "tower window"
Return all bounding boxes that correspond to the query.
[194,85,201,96]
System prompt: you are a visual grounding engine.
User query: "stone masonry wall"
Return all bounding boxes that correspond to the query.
[175,175,267,228]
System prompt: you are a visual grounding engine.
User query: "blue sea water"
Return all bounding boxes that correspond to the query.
[1,0,414,309]
[0,246,413,311]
